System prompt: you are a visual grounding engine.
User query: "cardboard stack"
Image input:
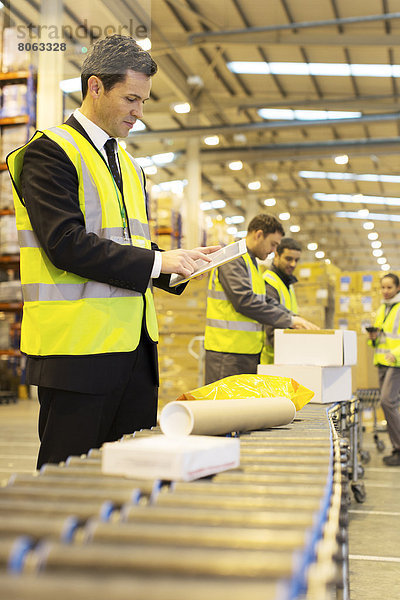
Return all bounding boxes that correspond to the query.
[258,329,357,404]
[332,270,400,334]
[148,191,182,251]
[154,277,208,409]
[295,261,341,329]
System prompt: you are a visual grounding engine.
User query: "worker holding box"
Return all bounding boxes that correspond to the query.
[367,273,400,466]
[204,214,318,384]
[261,237,301,364]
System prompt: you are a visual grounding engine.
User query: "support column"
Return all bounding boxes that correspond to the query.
[245,195,259,228]
[36,0,63,129]
[184,134,201,247]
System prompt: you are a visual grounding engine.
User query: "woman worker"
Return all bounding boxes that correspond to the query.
[367,273,400,466]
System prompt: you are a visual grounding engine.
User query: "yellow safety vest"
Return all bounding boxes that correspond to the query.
[204,252,265,354]
[7,125,158,356]
[260,269,298,364]
[263,270,298,313]
[372,303,400,367]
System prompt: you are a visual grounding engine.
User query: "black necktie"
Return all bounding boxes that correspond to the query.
[104,138,122,193]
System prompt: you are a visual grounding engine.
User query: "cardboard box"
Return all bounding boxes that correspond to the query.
[258,364,352,404]
[274,329,357,366]
[102,435,240,481]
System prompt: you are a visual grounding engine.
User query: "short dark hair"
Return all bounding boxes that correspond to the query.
[81,34,158,99]
[247,214,285,237]
[381,273,400,287]
[276,237,302,255]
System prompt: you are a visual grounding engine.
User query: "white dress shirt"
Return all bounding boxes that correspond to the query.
[73,109,161,278]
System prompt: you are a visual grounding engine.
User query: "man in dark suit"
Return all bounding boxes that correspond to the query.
[8,35,218,468]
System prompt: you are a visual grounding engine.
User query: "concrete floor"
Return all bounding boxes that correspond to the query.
[0,398,399,598]
[348,428,400,600]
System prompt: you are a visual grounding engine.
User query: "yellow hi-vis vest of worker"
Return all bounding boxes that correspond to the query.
[260,269,298,364]
[7,125,158,356]
[372,302,400,367]
[204,252,265,354]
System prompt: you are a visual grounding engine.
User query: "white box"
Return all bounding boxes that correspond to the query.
[274,329,357,366]
[257,364,352,404]
[102,435,240,481]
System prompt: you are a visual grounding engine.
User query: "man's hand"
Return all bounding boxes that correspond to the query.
[292,316,320,330]
[161,246,221,277]
[385,352,396,364]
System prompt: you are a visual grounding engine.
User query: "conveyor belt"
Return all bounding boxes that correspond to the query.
[0,403,348,600]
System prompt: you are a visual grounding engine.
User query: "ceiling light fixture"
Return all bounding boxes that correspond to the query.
[314,193,400,207]
[363,221,375,230]
[371,241,382,249]
[258,109,361,121]
[248,181,261,190]
[263,197,276,206]
[137,38,151,51]
[227,61,400,78]
[381,264,391,271]
[299,170,400,183]
[290,225,300,232]
[151,152,175,165]
[129,120,146,132]
[373,249,383,257]
[144,165,157,175]
[203,135,220,146]
[336,212,400,222]
[377,257,387,264]
[172,102,191,114]
[279,212,290,221]
[228,161,243,170]
[368,232,379,240]
[200,199,226,211]
[225,215,245,224]
[59,77,81,93]
[334,155,349,165]
[308,242,318,251]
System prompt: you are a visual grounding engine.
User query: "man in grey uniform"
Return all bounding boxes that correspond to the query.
[204,214,318,384]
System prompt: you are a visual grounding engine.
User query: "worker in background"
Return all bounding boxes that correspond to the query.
[7,34,219,469]
[204,214,319,384]
[260,237,301,364]
[367,273,400,466]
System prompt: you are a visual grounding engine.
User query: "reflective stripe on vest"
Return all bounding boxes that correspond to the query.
[7,125,158,356]
[373,302,400,366]
[204,252,265,354]
[263,269,298,313]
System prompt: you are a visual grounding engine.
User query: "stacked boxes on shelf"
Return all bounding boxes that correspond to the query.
[154,278,208,409]
[294,261,341,328]
[258,329,357,404]
[148,191,182,251]
[333,270,391,333]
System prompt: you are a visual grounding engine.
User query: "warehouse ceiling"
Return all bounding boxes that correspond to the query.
[7,0,400,271]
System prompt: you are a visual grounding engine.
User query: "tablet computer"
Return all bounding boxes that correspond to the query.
[169,238,247,287]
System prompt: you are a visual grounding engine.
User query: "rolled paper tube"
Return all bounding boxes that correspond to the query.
[160,397,296,437]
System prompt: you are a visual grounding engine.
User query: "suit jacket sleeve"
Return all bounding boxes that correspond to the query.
[217,257,293,328]
[20,134,156,294]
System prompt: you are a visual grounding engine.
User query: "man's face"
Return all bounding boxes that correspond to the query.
[93,69,151,138]
[275,248,301,276]
[255,231,283,261]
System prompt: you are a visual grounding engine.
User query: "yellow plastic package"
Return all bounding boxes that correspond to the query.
[177,374,314,411]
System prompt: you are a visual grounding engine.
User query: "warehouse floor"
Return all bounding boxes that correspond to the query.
[0,398,399,599]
